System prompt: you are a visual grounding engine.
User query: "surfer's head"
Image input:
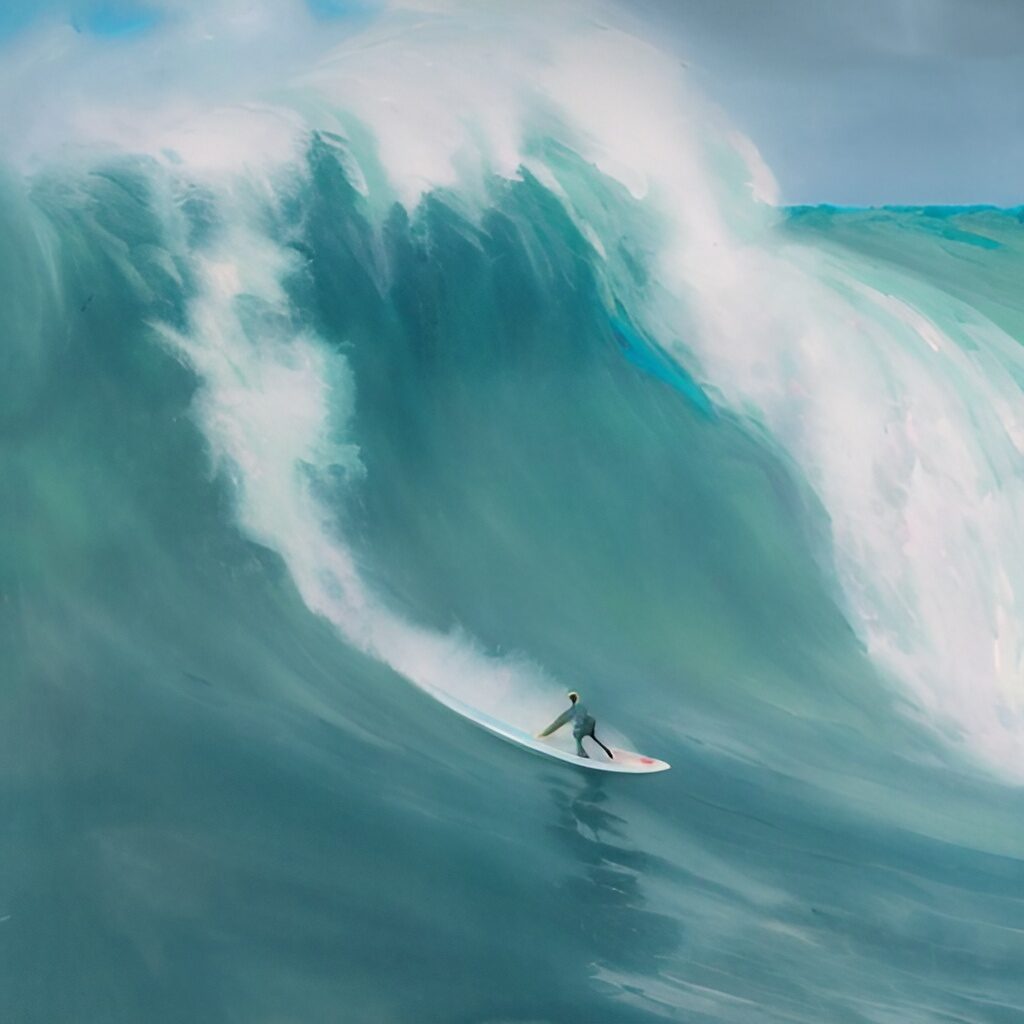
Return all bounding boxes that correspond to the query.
[567,691,579,704]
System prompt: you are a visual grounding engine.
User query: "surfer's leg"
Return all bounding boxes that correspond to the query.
[575,737,589,758]
[592,732,613,759]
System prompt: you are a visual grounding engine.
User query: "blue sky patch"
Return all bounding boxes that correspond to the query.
[0,1,163,41]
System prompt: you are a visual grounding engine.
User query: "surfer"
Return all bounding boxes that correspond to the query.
[538,691,613,759]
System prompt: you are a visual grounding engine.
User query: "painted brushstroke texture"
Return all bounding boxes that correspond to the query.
[2,3,1022,1022]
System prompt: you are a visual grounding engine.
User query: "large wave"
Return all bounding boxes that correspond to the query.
[12,0,1021,773]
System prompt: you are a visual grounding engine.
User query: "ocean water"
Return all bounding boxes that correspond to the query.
[2,5,1024,1023]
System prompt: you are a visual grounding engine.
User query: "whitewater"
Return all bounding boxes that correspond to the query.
[2,2,1023,1022]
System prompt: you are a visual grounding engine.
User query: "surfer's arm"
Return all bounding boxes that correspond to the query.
[538,708,572,737]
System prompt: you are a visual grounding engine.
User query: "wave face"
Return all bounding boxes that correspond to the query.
[3,4,1024,1022]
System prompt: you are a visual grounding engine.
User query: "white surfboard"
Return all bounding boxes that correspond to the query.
[434,691,670,774]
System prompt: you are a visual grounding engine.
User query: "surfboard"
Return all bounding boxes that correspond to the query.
[434,691,670,774]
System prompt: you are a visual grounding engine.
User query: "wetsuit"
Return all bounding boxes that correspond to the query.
[539,699,613,759]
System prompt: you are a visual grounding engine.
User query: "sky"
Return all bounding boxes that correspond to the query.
[630,0,1024,206]
[1,0,1022,206]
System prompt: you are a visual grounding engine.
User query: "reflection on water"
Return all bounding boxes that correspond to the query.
[545,771,680,977]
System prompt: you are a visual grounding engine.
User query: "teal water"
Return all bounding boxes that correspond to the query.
[3,11,1024,1024]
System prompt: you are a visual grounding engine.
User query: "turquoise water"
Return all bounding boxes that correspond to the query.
[3,9,1024,1023]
